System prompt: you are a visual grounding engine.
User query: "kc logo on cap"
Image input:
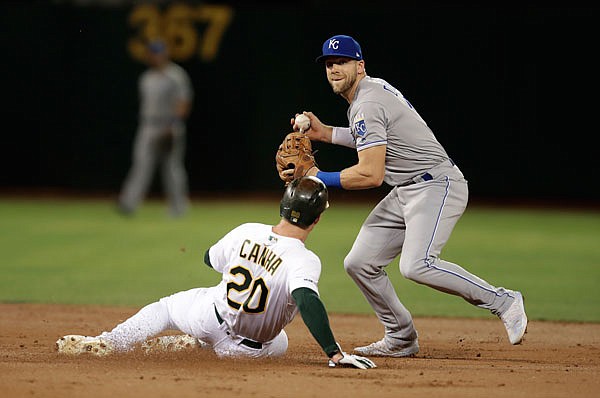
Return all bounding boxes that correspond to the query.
[316,35,363,62]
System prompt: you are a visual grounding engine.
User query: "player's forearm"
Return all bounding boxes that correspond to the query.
[291,288,339,358]
[340,145,386,189]
[308,125,333,143]
[339,165,384,189]
[174,100,192,120]
[312,145,386,189]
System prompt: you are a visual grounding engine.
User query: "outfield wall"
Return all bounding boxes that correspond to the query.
[2,1,597,201]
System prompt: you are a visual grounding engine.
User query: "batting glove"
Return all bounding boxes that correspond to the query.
[328,352,377,369]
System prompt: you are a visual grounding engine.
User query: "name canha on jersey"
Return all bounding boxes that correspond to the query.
[207,223,321,342]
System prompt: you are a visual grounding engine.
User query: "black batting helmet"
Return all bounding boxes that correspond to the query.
[280,176,329,228]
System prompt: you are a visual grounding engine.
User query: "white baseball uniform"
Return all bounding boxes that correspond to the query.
[98,222,322,358]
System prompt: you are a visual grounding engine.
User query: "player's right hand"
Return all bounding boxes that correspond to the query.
[290,111,333,143]
[328,352,377,369]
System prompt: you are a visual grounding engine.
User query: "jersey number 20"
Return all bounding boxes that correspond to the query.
[226,266,269,314]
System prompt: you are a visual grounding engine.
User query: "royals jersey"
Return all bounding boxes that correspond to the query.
[138,61,193,126]
[207,223,322,343]
[346,76,450,186]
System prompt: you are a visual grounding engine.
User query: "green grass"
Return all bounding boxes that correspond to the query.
[1,198,599,322]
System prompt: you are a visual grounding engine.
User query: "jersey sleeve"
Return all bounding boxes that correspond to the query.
[352,101,388,151]
[172,66,194,102]
[288,250,321,295]
[206,226,241,274]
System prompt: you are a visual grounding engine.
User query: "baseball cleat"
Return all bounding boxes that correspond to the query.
[500,291,528,345]
[141,334,207,354]
[354,338,419,357]
[56,335,113,356]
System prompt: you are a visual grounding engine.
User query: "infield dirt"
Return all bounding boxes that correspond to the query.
[1,303,598,398]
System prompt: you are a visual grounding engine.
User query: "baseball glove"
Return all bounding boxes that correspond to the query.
[275,132,317,184]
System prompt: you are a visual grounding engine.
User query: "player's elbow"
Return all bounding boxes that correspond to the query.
[370,172,385,187]
[353,157,385,188]
[361,170,385,188]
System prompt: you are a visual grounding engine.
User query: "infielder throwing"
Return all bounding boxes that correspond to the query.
[57,176,375,369]
[288,35,527,356]
[118,39,193,217]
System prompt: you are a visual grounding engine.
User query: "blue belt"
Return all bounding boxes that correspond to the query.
[399,172,433,187]
[403,158,455,186]
[214,305,263,349]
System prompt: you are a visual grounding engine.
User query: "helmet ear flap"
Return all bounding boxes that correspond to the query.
[280,177,329,228]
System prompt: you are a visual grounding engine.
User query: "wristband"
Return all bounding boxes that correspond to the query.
[316,171,342,188]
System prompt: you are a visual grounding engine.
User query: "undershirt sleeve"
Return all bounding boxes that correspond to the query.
[331,127,356,148]
[291,287,339,357]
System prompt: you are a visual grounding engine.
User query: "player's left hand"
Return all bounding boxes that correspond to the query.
[275,132,318,185]
[328,352,377,369]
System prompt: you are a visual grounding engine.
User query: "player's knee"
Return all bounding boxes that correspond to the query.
[266,330,288,357]
[399,257,429,282]
[343,252,363,277]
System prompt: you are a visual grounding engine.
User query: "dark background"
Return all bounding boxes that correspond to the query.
[1,0,598,203]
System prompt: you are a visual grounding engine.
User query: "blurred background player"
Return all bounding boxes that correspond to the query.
[117,39,193,217]
[57,177,376,369]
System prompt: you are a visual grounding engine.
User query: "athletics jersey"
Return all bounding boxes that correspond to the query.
[138,62,193,126]
[346,76,451,186]
[207,223,321,343]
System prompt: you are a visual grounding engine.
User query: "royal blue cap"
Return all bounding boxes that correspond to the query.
[316,35,363,62]
[148,40,167,54]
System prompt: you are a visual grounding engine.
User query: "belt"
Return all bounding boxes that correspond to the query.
[399,172,433,187]
[214,305,263,349]
[401,158,455,187]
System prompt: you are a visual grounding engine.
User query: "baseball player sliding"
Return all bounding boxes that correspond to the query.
[283,35,527,357]
[57,177,375,369]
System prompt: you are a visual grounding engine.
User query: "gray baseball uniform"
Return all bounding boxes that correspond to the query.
[338,76,517,347]
[118,61,193,217]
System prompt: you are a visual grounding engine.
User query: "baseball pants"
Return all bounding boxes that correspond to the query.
[119,123,189,216]
[99,286,288,358]
[344,163,516,347]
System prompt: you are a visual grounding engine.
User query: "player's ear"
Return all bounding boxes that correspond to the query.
[357,60,365,75]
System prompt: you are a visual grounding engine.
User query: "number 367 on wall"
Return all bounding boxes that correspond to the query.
[128,3,234,63]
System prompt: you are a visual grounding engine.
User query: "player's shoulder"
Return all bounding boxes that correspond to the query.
[232,222,269,235]
[304,248,321,264]
[358,76,400,99]
[352,76,403,116]
[285,245,321,267]
[166,61,186,72]
[164,62,192,81]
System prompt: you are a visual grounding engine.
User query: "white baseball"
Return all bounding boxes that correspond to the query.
[295,114,311,132]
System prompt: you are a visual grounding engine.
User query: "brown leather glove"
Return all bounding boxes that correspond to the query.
[275,132,317,185]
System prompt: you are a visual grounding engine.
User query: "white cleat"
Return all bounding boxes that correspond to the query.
[141,334,207,354]
[354,338,419,358]
[56,335,113,356]
[500,291,528,345]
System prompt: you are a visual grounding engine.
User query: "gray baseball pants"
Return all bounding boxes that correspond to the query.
[119,122,188,216]
[344,163,516,347]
